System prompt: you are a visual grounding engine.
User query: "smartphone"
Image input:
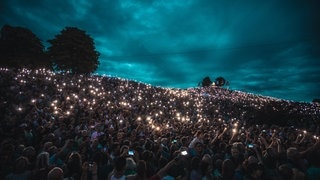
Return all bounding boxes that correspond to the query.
[128,150,134,156]
[247,144,254,148]
[181,150,188,156]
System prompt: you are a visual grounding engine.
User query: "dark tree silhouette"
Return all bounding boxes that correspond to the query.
[215,77,226,87]
[312,99,320,104]
[47,27,100,74]
[201,76,212,87]
[0,25,49,68]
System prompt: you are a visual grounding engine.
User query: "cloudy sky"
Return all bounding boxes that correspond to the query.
[1,0,319,102]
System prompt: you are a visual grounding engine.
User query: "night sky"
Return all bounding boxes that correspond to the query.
[1,0,320,102]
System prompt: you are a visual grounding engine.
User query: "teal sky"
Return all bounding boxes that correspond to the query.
[1,0,320,102]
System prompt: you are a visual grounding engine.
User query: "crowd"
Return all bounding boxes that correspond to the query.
[0,68,319,180]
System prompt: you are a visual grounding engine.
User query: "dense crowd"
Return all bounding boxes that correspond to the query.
[0,68,319,180]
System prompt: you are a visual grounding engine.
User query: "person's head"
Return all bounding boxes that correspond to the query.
[36,151,50,169]
[81,130,88,138]
[15,144,25,155]
[194,142,203,153]
[221,159,235,179]
[136,160,147,177]
[231,142,244,158]
[23,146,36,161]
[286,147,298,161]
[126,157,137,170]
[43,141,53,152]
[123,140,130,146]
[48,145,58,156]
[67,152,82,173]
[246,157,263,179]
[180,136,189,147]
[47,167,64,180]
[47,133,56,142]
[120,145,129,155]
[141,150,154,161]
[14,156,30,173]
[278,164,293,180]
[91,138,99,147]
[202,154,212,164]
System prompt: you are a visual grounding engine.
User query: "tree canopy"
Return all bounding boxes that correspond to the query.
[201,76,212,87]
[215,76,226,87]
[47,27,100,74]
[200,76,229,88]
[0,25,49,68]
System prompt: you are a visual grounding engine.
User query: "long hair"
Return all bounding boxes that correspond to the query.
[14,156,30,174]
[66,152,82,175]
[221,159,235,180]
[35,151,50,169]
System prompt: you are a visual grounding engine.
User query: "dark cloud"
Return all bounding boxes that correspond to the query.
[1,0,320,102]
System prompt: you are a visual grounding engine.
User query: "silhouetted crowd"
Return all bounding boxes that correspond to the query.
[0,68,319,180]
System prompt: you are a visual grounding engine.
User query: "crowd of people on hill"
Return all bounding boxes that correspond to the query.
[0,68,320,180]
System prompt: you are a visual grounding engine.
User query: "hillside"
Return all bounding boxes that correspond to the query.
[0,68,319,136]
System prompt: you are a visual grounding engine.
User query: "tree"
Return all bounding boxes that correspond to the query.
[0,24,49,68]
[47,27,100,74]
[201,76,212,87]
[215,77,226,87]
[312,99,320,104]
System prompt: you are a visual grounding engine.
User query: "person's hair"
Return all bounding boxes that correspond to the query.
[36,151,50,169]
[221,159,235,180]
[120,145,129,154]
[141,150,153,161]
[214,159,223,172]
[278,164,293,180]
[144,141,153,151]
[14,156,30,173]
[135,160,147,177]
[191,156,201,170]
[47,167,64,180]
[23,146,36,161]
[180,136,188,146]
[43,142,53,151]
[126,157,136,170]
[114,156,126,172]
[66,152,82,174]
[286,147,298,160]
